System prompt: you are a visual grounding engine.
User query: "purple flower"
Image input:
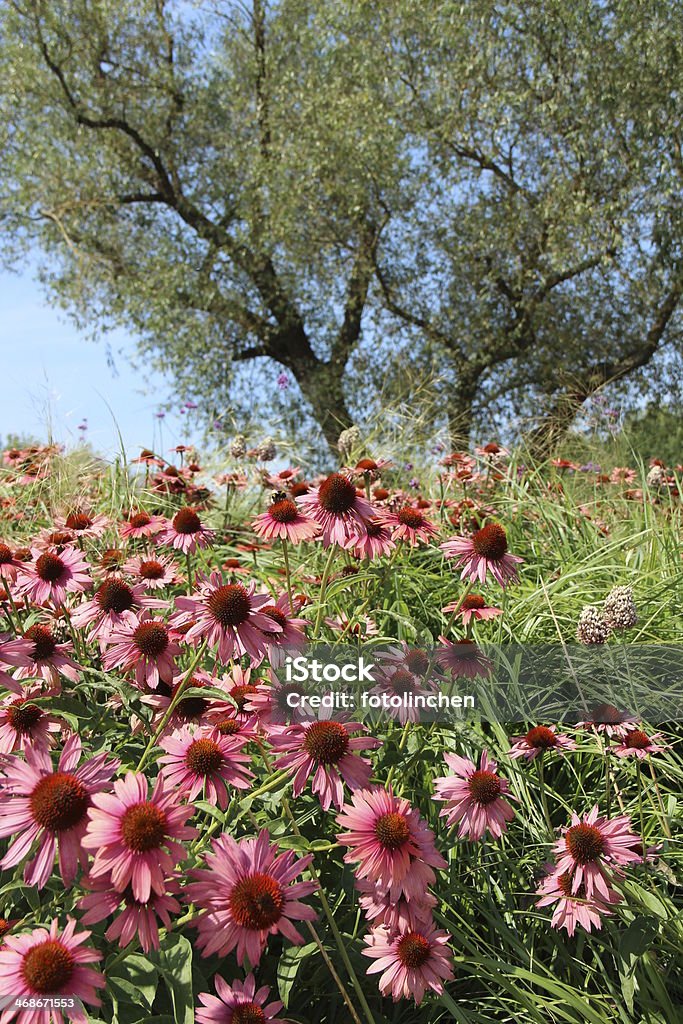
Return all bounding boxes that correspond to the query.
[277,372,290,391]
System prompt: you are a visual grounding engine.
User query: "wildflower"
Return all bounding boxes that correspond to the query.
[436,638,492,679]
[255,436,277,462]
[440,522,523,587]
[158,726,254,808]
[83,772,197,902]
[16,546,92,607]
[553,805,642,899]
[187,829,317,966]
[442,593,503,627]
[123,553,183,590]
[362,921,454,1004]
[196,973,287,1024]
[71,578,164,641]
[271,718,380,810]
[102,612,180,689]
[118,510,167,540]
[536,864,621,936]
[508,725,576,761]
[337,425,361,458]
[355,878,437,933]
[230,434,247,458]
[337,787,446,900]
[77,875,180,954]
[259,593,309,667]
[0,633,34,695]
[381,505,440,546]
[174,572,282,664]
[252,495,320,544]
[369,667,439,724]
[54,511,110,539]
[434,749,516,840]
[0,688,63,754]
[297,472,375,546]
[577,704,638,739]
[345,518,396,559]
[0,918,104,1022]
[0,735,119,889]
[613,729,667,759]
[0,542,23,582]
[158,507,216,554]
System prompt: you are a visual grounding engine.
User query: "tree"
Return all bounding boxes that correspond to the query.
[359,0,683,444]
[1,0,682,454]
[0,0,397,449]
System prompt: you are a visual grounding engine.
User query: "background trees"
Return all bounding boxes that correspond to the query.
[1,0,681,453]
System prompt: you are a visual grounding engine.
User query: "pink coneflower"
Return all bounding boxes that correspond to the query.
[141,672,232,733]
[54,510,110,539]
[351,457,393,481]
[14,623,81,691]
[440,522,523,587]
[345,518,396,559]
[433,749,516,841]
[158,506,216,554]
[0,633,33,695]
[83,772,197,901]
[436,638,492,679]
[16,546,92,607]
[0,542,23,582]
[337,787,446,900]
[186,829,317,966]
[119,510,167,540]
[362,921,454,1004]
[535,864,621,937]
[442,593,503,626]
[356,878,437,932]
[32,527,76,551]
[158,726,253,808]
[0,735,119,888]
[252,495,320,544]
[259,592,309,667]
[508,725,577,761]
[122,553,182,590]
[244,674,315,727]
[71,578,164,641]
[381,505,440,546]
[370,667,439,724]
[102,611,180,689]
[553,805,642,898]
[0,688,63,754]
[77,875,180,953]
[271,718,380,810]
[196,973,287,1024]
[174,572,281,664]
[613,729,667,759]
[297,472,375,546]
[0,917,104,1023]
[576,704,638,739]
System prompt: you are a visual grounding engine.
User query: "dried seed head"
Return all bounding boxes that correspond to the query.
[576,605,611,645]
[603,585,638,630]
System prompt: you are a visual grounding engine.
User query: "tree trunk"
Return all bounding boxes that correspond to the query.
[447,370,479,450]
[296,360,353,453]
[523,389,587,459]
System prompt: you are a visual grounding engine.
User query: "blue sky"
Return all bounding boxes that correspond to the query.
[0,265,202,458]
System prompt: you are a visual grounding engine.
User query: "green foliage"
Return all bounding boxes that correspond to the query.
[0,1,682,448]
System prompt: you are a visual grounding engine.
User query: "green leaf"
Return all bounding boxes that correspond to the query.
[150,934,194,1024]
[106,953,159,1009]
[277,942,317,1007]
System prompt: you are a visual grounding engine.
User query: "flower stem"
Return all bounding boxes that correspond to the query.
[282,797,377,1024]
[135,640,208,772]
[281,537,294,607]
[537,754,552,833]
[313,544,337,637]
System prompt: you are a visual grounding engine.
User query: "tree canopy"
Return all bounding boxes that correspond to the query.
[1,0,681,451]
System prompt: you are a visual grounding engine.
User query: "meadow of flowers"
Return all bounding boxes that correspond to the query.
[0,437,681,1024]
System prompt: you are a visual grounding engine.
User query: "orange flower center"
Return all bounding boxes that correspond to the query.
[467,769,502,805]
[185,738,224,775]
[396,931,431,969]
[566,823,605,864]
[374,811,411,850]
[30,773,90,831]
[229,872,285,929]
[317,474,357,515]
[303,721,350,764]
[121,801,168,852]
[21,939,75,993]
[208,584,252,627]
